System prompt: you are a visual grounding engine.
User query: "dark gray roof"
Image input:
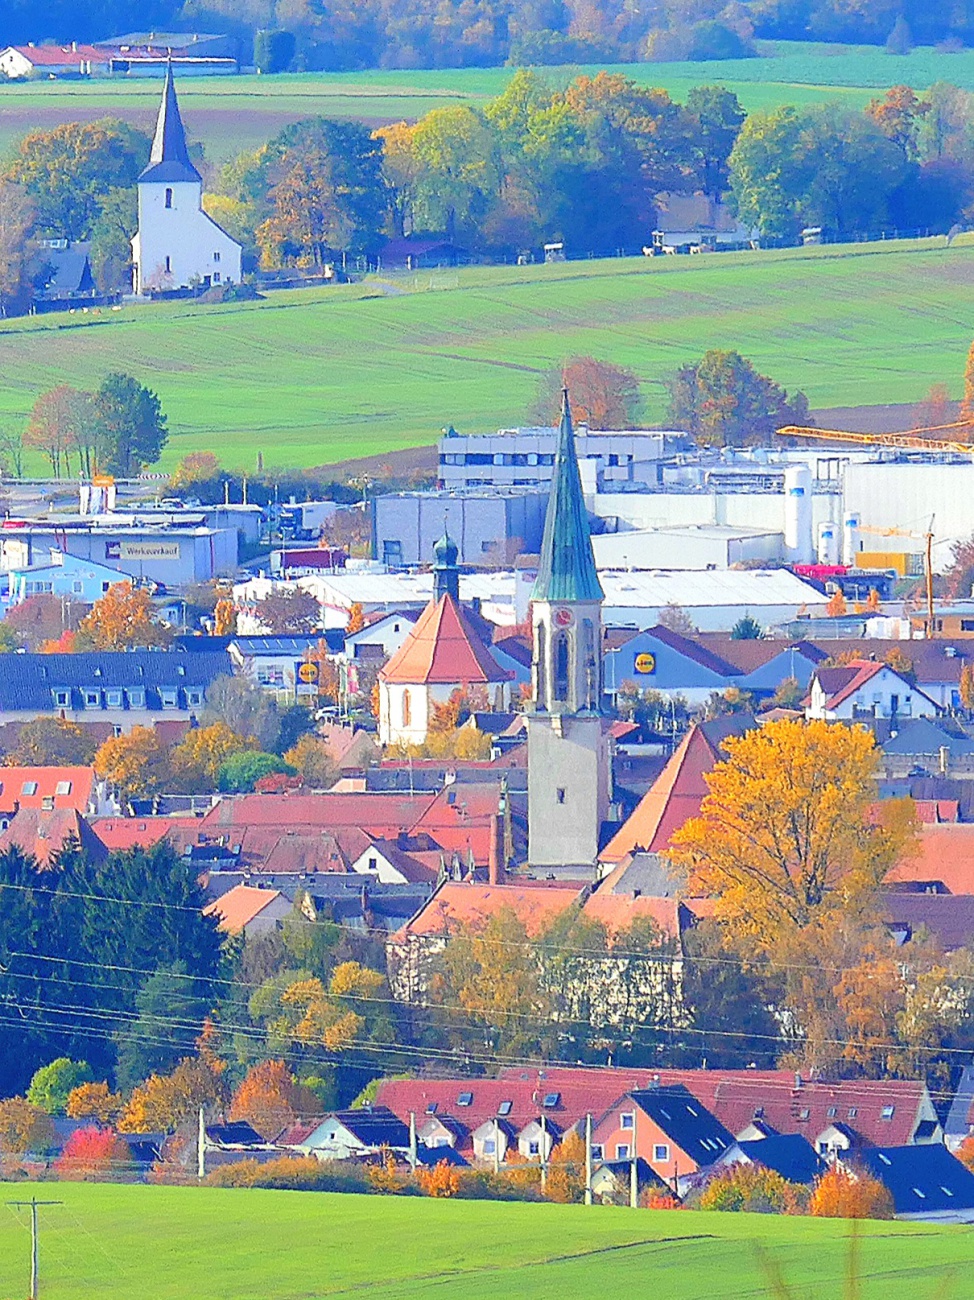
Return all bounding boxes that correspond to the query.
[140,64,201,183]
[414,1144,468,1166]
[736,1134,825,1185]
[882,719,974,758]
[884,892,974,952]
[629,1085,733,1166]
[332,1106,410,1147]
[33,244,96,295]
[206,1121,264,1147]
[0,651,231,711]
[857,1144,974,1214]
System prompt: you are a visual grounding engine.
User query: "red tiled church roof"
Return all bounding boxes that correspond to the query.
[380,595,512,686]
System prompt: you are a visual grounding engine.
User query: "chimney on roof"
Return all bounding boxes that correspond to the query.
[940,746,950,776]
[488,813,504,885]
[794,1072,802,1090]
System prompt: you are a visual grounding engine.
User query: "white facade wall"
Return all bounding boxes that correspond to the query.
[842,462,973,572]
[593,490,839,538]
[592,527,783,570]
[806,666,939,721]
[133,178,241,294]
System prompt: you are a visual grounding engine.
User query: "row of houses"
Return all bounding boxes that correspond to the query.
[196,1065,974,1220]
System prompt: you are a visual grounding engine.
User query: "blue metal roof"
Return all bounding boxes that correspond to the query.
[736,1135,826,1185]
[531,389,603,605]
[857,1144,974,1215]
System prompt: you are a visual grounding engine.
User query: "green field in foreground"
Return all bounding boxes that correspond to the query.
[2,42,973,165]
[0,1182,969,1299]
[1,238,972,474]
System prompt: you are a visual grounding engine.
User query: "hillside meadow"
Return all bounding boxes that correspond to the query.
[0,1182,968,1299]
[0,239,972,474]
[2,42,974,165]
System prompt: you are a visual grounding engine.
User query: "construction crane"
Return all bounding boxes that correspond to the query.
[776,420,974,455]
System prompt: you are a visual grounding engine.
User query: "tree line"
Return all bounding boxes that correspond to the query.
[6,0,974,71]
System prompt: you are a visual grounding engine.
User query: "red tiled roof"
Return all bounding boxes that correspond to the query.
[887,823,974,894]
[380,594,511,686]
[0,808,104,868]
[915,800,959,824]
[198,792,437,834]
[600,722,745,864]
[89,816,194,851]
[399,882,581,939]
[495,1066,929,1148]
[204,884,282,933]
[815,661,883,709]
[581,892,682,939]
[10,43,104,65]
[0,766,95,814]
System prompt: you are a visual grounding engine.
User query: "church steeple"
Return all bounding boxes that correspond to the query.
[140,63,202,184]
[532,388,603,605]
[432,523,460,602]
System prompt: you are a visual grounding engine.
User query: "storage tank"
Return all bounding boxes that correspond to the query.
[842,512,860,567]
[817,521,839,566]
[784,465,813,564]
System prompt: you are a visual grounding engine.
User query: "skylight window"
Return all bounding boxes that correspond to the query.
[541,1092,560,1108]
[878,1154,892,1165]
[457,1092,473,1107]
[912,1188,926,1199]
[881,1105,895,1120]
[21,782,37,796]
[498,1101,512,1116]
[426,1103,438,1115]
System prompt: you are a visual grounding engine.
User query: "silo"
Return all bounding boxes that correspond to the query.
[817,521,839,566]
[784,465,813,564]
[842,513,860,567]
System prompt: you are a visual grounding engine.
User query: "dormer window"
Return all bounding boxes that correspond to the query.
[165,188,173,208]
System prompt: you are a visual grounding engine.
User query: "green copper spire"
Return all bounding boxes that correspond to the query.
[532,388,603,603]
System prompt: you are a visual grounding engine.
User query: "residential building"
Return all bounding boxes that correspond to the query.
[0,807,108,867]
[438,424,683,492]
[886,823,974,894]
[854,1145,974,1223]
[280,1107,410,1160]
[651,192,756,253]
[0,766,113,817]
[591,1086,734,1195]
[2,551,131,610]
[714,1133,826,1185]
[377,531,513,747]
[0,44,110,77]
[372,489,547,568]
[911,603,974,639]
[227,634,342,702]
[203,884,293,937]
[131,66,241,296]
[526,391,611,876]
[0,651,231,731]
[806,660,939,722]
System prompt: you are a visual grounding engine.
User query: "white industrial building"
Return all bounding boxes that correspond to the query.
[592,523,784,570]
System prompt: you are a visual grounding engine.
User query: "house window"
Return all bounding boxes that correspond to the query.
[615,1144,630,1160]
[72,581,83,594]
[54,781,72,797]
[848,1107,858,1120]
[456,1092,473,1107]
[426,1103,438,1115]
[753,1107,765,1120]
[498,1101,512,1116]
[160,689,178,709]
[402,691,411,728]
[620,1112,635,1130]
[187,691,202,707]
[41,796,54,811]
[54,691,70,708]
[213,272,221,283]
[102,582,111,593]
[881,1106,895,1120]
[214,251,221,263]
[541,1093,560,1108]
[367,857,378,873]
[106,691,122,708]
[798,1108,811,1121]
[590,1144,604,1161]
[962,621,974,632]
[826,1107,837,1119]
[84,691,100,707]
[127,689,146,708]
[556,788,566,804]
[653,1144,670,1163]
[483,1139,496,1155]
[165,188,173,208]
[22,782,38,796]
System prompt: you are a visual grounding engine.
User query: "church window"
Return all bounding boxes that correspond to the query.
[556,788,566,804]
[213,251,221,263]
[535,621,547,709]
[554,631,569,704]
[213,272,221,283]
[165,188,173,209]
[165,255,171,273]
[402,691,411,727]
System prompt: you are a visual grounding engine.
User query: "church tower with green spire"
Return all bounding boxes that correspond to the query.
[527,389,610,874]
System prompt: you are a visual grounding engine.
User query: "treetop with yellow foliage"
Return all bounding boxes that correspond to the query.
[669,718,911,954]
[78,581,170,650]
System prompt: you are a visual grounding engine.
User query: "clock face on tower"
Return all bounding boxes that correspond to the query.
[554,608,573,627]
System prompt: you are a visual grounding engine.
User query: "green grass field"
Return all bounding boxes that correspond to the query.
[0,1182,970,1299]
[1,238,972,474]
[2,41,973,166]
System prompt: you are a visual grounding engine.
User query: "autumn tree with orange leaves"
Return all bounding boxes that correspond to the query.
[536,356,641,430]
[229,1061,319,1140]
[94,725,171,804]
[55,1126,131,1181]
[66,1081,123,1124]
[78,581,171,650]
[808,1166,893,1220]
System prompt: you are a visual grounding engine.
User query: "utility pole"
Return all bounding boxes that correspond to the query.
[925,515,936,639]
[8,1198,61,1300]
[629,1111,638,1209]
[408,1111,417,1174]
[539,1114,547,1194]
[197,1105,206,1181]
[493,1120,501,1175]
[584,1113,593,1206]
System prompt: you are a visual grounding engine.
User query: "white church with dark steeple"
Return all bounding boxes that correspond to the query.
[527,389,612,876]
[132,65,241,296]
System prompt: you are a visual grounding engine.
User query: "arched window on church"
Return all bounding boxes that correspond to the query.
[165,188,173,209]
[554,632,569,705]
[402,690,411,728]
[582,619,597,709]
[535,621,547,710]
